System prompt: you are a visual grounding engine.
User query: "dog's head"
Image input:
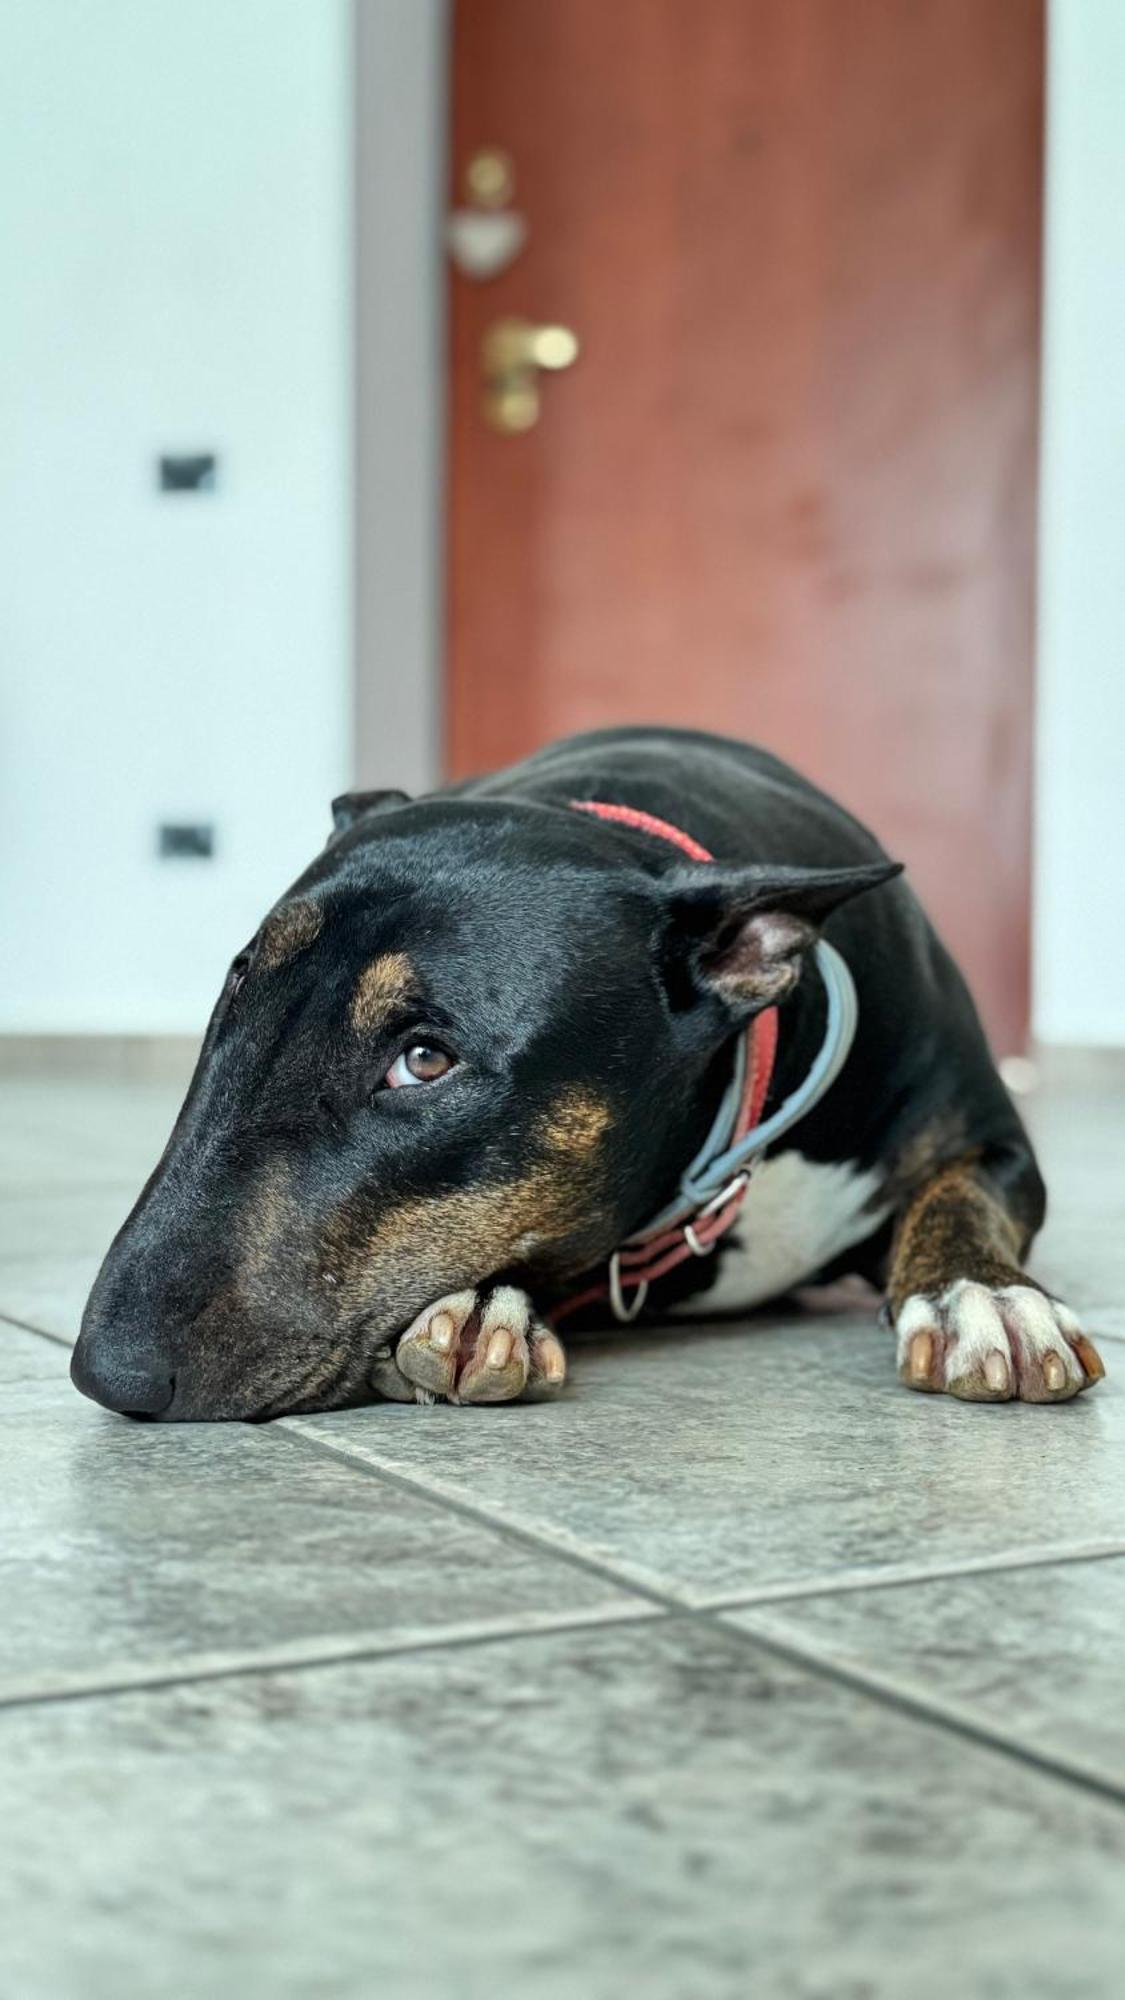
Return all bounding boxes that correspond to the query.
[72,793,897,1419]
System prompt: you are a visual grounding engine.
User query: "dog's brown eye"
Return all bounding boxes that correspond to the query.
[227,954,251,1003]
[385,1044,455,1090]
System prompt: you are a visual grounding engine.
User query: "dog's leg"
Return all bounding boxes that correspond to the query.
[886,1159,1105,1402]
[387,1285,567,1407]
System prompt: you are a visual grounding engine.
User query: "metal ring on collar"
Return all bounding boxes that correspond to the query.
[608,1252,649,1323]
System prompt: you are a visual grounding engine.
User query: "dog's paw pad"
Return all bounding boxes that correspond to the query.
[395,1289,478,1399]
[895,1281,1104,1403]
[524,1328,568,1401]
[455,1287,531,1404]
[369,1343,422,1403]
[391,1285,566,1407]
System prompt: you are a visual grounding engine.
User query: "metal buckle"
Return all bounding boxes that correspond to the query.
[701,1170,751,1217]
[683,1172,750,1256]
[608,1174,749,1319]
[608,1252,649,1323]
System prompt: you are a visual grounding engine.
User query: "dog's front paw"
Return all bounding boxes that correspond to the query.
[373,1285,567,1407]
[895,1280,1105,1403]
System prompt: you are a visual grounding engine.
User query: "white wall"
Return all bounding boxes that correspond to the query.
[0,0,352,1034]
[1036,0,1125,1046]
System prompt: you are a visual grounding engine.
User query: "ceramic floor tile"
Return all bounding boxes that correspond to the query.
[291,1312,1125,1604]
[0,1318,74,1412]
[0,1252,106,1343]
[0,1183,139,1340]
[0,1074,185,1192]
[0,1394,637,1700]
[724,1553,1125,1792]
[1,1618,1122,2000]
[2,1062,1123,1998]
[0,1185,138,1258]
[1,1320,65,1379]
[1025,1077,1125,1343]
[0,1087,159,1340]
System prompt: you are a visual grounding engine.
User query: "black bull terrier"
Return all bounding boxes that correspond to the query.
[72,727,1104,1421]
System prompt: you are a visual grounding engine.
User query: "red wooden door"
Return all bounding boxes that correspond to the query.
[446,0,1043,1055]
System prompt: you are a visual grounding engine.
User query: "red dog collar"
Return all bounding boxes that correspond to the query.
[557,800,779,1324]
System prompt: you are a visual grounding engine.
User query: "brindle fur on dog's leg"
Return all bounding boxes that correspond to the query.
[887,1160,1105,1403]
[392,1285,567,1407]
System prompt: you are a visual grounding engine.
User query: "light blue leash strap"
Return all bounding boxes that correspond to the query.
[635,940,860,1240]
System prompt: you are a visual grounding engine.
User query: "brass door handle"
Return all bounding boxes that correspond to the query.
[481,317,580,434]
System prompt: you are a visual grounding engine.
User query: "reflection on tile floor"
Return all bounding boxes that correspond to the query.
[7,1621,1125,2000]
[2,1061,1124,1998]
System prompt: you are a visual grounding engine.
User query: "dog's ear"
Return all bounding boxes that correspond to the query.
[328,788,411,842]
[660,859,902,1013]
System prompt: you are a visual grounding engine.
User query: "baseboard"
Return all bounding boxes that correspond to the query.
[0,1035,201,1082]
[1030,1043,1125,1087]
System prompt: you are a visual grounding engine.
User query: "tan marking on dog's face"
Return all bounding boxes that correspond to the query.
[179,1091,615,1412]
[236,1162,301,1296]
[319,1150,613,1332]
[257,898,323,971]
[350,952,415,1033]
[537,1087,611,1156]
[158,1164,308,1415]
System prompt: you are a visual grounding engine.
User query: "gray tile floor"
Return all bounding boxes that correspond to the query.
[2,1060,1124,1998]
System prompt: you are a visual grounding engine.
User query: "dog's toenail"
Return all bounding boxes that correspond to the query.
[430,1312,455,1354]
[908,1331,932,1382]
[486,1330,512,1369]
[1073,1335,1105,1382]
[539,1339,565,1380]
[984,1349,1010,1393]
[1043,1352,1066,1391]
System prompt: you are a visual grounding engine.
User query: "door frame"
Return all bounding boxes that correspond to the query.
[354,0,448,794]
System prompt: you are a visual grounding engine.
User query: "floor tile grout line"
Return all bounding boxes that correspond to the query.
[17,1582,1125,1818]
[10,1352,1123,1625]
[707,1605,1125,1815]
[2,1581,1123,1819]
[279,1422,1125,1619]
[1,1398,1123,1793]
[0,1311,72,1350]
[275,1424,1125,1813]
[275,1420,694,1611]
[694,1540,1125,1612]
[0,1603,668,1719]
[10,1319,1125,1783]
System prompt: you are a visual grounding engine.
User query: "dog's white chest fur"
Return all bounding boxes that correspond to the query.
[667,1151,889,1315]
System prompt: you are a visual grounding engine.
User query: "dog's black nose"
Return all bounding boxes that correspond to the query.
[70,1338,175,1418]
